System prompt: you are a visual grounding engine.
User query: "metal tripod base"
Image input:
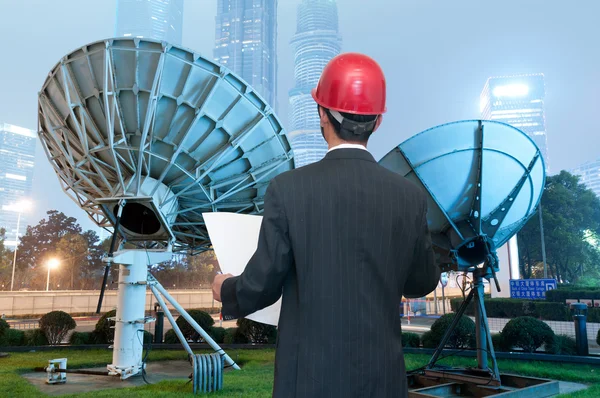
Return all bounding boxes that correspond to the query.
[415,266,561,396]
[107,248,240,381]
[426,266,500,386]
[147,274,241,371]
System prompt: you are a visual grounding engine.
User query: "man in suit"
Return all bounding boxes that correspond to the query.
[212,53,440,397]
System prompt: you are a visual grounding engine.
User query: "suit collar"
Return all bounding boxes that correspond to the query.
[327,143,368,153]
[323,148,376,163]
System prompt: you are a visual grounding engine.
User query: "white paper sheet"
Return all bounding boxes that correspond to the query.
[203,212,281,326]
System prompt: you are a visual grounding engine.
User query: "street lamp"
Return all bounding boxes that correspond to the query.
[46,258,60,292]
[6,200,32,291]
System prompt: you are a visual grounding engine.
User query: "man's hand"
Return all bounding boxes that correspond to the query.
[212,273,233,302]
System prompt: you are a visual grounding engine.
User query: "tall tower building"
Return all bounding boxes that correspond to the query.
[479,77,546,290]
[115,0,184,45]
[480,74,549,171]
[214,0,278,108]
[0,123,36,247]
[288,0,342,167]
[572,158,600,198]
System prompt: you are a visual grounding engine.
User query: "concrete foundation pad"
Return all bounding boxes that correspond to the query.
[22,360,193,396]
[558,381,589,395]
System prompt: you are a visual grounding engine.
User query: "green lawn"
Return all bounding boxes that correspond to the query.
[0,349,598,397]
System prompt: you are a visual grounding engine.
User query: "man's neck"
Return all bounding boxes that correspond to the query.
[327,140,366,150]
[327,142,368,153]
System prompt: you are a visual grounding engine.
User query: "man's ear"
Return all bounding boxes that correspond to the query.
[318,107,328,127]
[373,115,383,133]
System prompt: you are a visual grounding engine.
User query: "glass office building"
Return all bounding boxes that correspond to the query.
[115,0,184,45]
[0,123,36,247]
[572,158,600,198]
[480,74,549,171]
[214,0,278,108]
[288,0,342,167]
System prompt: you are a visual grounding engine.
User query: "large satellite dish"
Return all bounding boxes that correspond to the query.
[38,38,294,254]
[37,38,294,381]
[379,120,545,271]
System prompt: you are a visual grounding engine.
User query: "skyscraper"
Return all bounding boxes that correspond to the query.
[288,0,342,167]
[480,74,549,170]
[0,123,36,247]
[214,0,278,108]
[572,158,600,198]
[480,77,546,288]
[115,0,184,45]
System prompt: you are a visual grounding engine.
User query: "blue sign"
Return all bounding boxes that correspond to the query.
[509,279,557,300]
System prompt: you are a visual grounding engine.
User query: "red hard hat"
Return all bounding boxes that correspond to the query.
[312,53,387,115]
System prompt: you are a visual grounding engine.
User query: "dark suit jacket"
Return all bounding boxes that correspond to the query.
[221,148,439,398]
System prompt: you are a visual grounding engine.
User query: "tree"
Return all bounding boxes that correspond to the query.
[13,210,107,290]
[56,234,89,290]
[187,251,217,286]
[517,171,600,282]
[17,211,81,264]
[78,230,106,290]
[0,228,14,290]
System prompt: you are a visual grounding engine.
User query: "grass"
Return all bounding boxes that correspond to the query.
[0,348,598,397]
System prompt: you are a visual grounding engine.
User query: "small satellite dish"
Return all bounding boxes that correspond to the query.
[38,38,294,254]
[381,120,546,386]
[379,120,545,271]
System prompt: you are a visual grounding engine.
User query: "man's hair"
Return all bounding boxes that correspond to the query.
[320,106,378,143]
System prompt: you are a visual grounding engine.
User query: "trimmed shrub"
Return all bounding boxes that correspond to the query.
[546,335,577,356]
[546,288,600,302]
[421,331,436,348]
[223,327,248,344]
[209,327,226,344]
[69,331,96,345]
[501,316,554,353]
[535,302,570,321]
[175,310,215,342]
[24,329,49,346]
[450,298,573,321]
[401,332,421,348]
[0,318,9,336]
[142,330,153,345]
[39,311,76,345]
[94,310,116,344]
[425,314,476,349]
[236,318,277,344]
[491,333,511,352]
[486,299,536,319]
[0,329,25,346]
[450,298,475,316]
[164,329,179,344]
[588,308,600,323]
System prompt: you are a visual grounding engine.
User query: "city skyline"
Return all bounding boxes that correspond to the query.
[287,0,342,167]
[0,123,36,247]
[213,0,278,109]
[572,158,600,198]
[115,0,184,45]
[480,74,550,171]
